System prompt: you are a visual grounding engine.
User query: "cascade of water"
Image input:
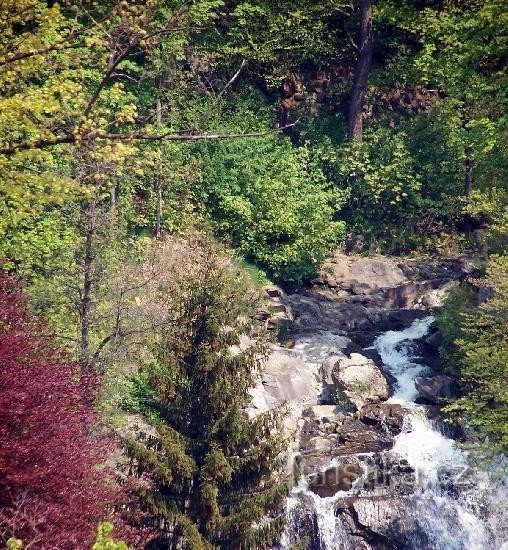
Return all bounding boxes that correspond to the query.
[282,473,355,550]
[281,316,507,549]
[374,316,434,403]
[375,317,504,550]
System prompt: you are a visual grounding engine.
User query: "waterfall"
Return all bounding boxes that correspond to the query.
[374,316,434,403]
[281,316,507,549]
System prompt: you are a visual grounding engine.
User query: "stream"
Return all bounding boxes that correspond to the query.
[281,316,507,549]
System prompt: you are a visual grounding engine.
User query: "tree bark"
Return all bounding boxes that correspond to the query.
[79,201,96,373]
[347,0,373,142]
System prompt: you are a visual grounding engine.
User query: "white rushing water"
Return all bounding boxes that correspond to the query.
[374,316,434,403]
[282,316,507,549]
[374,317,497,549]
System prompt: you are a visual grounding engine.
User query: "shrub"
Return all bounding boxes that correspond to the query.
[196,137,345,286]
[0,274,119,548]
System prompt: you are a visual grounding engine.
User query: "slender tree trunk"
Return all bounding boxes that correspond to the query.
[155,91,163,240]
[79,200,96,372]
[347,0,373,142]
[110,183,117,210]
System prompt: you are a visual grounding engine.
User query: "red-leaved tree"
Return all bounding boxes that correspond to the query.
[0,273,120,548]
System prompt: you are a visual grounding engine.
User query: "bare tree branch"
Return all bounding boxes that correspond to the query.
[83,26,204,119]
[214,59,247,104]
[0,121,299,155]
[0,40,80,67]
[97,122,298,142]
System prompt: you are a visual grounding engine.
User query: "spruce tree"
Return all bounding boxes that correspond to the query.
[125,240,288,549]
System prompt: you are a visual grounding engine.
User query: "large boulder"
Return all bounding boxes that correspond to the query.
[314,255,407,293]
[248,347,321,434]
[250,349,319,407]
[415,375,459,404]
[332,353,390,409]
[309,463,364,497]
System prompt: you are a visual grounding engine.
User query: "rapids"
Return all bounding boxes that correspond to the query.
[281,317,507,549]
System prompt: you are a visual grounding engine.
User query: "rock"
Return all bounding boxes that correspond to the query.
[415,375,459,404]
[359,403,406,436]
[423,328,444,351]
[270,302,288,314]
[320,354,345,386]
[420,280,458,307]
[299,414,395,461]
[254,305,270,321]
[309,463,364,497]
[347,497,416,544]
[248,348,320,417]
[302,404,340,422]
[417,328,445,374]
[348,330,377,349]
[351,282,375,296]
[332,353,390,409]
[288,254,476,335]
[385,309,427,330]
[265,285,284,298]
[267,311,293,330]
[319,255,407,293]
[335,417,395,454]
[319,354,347,404]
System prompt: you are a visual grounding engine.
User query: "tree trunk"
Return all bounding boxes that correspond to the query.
[155,92,163,240]
[110,183,117,211]
[79,201,96,372]
[347,0,373,142]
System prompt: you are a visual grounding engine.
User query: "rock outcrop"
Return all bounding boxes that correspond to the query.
[255,253,472,549]
[279,254,474,339]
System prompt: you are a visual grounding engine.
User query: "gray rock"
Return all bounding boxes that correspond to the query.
[423,329,444,351]
[265,285,284,298]
[359,403,406,436]
[249,348,320,414]
[299,414,395,459]
[415,375,459,404]
[320,354,345,386]
[288,254,476,335]
[332,353,390,409]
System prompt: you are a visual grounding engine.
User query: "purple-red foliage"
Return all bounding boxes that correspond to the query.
[0,273,119,548]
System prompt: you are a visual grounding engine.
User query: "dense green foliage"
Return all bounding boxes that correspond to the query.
[125,239,287,548]
[196,134,345,284]
[1,0,507,545]
[436,256,508,453]
[2,0,507,291]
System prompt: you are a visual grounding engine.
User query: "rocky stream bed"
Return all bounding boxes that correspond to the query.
[249,254,507,550]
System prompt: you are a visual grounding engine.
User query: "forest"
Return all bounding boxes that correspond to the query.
[0,1,506,549]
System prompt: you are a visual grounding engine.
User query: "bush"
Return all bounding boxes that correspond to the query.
[196,136,345,286]
[437,256,508,452]
[0,274,119,548]
[325,127,422,244]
